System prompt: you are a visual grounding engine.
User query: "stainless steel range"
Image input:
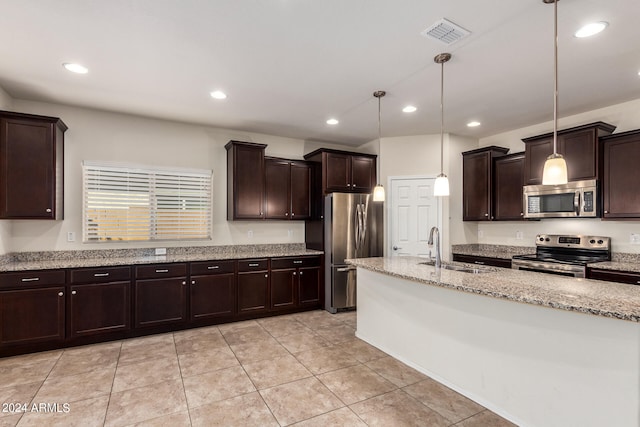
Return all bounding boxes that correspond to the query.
[512,234,610,278]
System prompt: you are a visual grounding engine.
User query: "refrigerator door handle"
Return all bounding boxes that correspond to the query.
[336,267,357,272]
[361,205,368,249]
[354,204,361,251]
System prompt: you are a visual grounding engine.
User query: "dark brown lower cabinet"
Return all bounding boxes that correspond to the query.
[190,260,237,320]
[298,266,321,306]
[270,269,296,309]
[451,254,512,269]
[237,259,269,314]
[0,286,65,346]
[69,282,130,338]
[135,278,187,328]
[588,268,640,286]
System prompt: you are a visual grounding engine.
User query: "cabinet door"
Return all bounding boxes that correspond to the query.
[69,282,130,338]
[0,117,56,218]
[0,287,65,346]
[603,135,640,218]
[463,152,492,221]
[270,269,296,310]
[237,272,269,314]
[290,162,311,219]
[134,278,186,328]
[265,159,291,219]
[229,143,265,219]
[560,129,597,181]
[298,266,321,306]
[350,156,376,193]
[523,138,553,185]
[325,152,351,192]
[493,154,524,220]
[588,268,640,285]
[190,273,236,320]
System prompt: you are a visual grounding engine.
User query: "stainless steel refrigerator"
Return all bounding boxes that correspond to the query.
[324,193,383,313]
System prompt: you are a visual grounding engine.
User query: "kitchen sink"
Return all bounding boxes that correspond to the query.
[418,261,491,274]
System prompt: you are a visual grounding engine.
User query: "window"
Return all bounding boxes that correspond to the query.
[83,162,212,242]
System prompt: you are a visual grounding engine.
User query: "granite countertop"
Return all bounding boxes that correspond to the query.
[0,244,323,272]
[346,256,640,323]
[451,244,534,260]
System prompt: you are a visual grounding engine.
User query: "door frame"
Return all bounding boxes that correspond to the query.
[386,175,443,258]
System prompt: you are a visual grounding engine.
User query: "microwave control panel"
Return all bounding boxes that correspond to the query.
[583,191,594,212]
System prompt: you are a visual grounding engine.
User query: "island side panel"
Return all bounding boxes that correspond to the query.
[355,268,640,427]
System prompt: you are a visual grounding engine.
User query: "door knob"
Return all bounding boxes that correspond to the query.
[393,246,402,250]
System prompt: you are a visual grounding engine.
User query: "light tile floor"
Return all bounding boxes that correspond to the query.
[0,310,517,427]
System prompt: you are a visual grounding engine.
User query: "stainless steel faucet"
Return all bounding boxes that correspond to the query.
[428,226,441,268]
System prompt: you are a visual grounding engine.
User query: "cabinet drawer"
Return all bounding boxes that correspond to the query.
[238,259,268,272]
[135,263,187,279]
[69,266,131,284]
[588,268,640,285]
[452,254,511,269]
[271,256,321,270]
[0,270,66,289]
[190,260,235,275]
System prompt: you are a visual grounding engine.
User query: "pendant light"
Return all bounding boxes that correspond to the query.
[541,0,568,185]
[372,90,386,202]
[433,53,451,197]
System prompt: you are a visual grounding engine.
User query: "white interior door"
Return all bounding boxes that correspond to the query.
[389,177,439,257]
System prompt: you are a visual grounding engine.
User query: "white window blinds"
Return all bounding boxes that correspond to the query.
[83,162,212,242]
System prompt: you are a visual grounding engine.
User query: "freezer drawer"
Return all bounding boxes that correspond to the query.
[326,265,357,313]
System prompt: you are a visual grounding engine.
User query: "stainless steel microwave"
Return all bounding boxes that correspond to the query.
[523,179,598,218]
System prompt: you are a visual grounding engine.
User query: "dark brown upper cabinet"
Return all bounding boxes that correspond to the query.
[522,122,615,185]
[304,149,377,194]
[226,141,267,220]
[265,158,311,220]
[0,110,67,219]
[601,129,640,219]
[493,152,525,221]
[462,146,509,221]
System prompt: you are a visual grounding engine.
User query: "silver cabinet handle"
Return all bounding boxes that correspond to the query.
[46,208,52,213]
[207,266,220,270]
[94,273,110,277]
[155,269,169,273]
[293,272,297,276]
[293,260,303,264]
[264,274,268,278]
[191,280,196,285]
[484,213,489,217]
[300,271,303,275]
[182,281,186,285]
[520,212,524,216]
[71,290,77,295]
[58,291,64,297]
[474,261,485,265]
[249,263,259,267]
[21,277,40,282]
[604,210,609,214]
[285,212,289,216]
[291,213,295,217]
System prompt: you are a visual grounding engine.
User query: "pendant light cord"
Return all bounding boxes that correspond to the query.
[552,0,558,155]
[440,60,445,175]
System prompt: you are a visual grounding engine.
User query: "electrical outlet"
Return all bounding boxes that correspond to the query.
[67,232,76,242]
[287,229,293,238]
[630,233,640,245]
[248,230,253,238]
[478,230,484,239]
[516,231,524,240]
[155,247,167,255]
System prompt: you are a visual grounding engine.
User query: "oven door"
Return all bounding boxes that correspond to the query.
[512,259,585,278]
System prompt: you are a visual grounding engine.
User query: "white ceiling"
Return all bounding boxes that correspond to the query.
[1,0,639,146]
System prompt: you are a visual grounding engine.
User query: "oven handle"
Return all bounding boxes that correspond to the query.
[512,259,585,277]
[574,191,581,216]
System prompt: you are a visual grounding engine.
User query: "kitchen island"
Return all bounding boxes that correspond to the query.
[346,256,640,427]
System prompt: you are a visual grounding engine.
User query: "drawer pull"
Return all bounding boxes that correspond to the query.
[474,261,485,265]
[155,269,169,273]
[21,277,40,282]
[293,272,297,276]
[207,266,220,270]
[182,281,186,285]
[293,260,303,264]
[637,280,640,284]
[249,263,260,267]
[71,290,77,295]
[58,291,64,297]
[94,273,110,277]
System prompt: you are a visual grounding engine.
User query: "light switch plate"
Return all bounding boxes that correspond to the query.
[155,247,167,255]
[67,232,76,242]
[248,230,253,238]
[630,233,640,245]
[478,230,484,239]
[516,231,524,240]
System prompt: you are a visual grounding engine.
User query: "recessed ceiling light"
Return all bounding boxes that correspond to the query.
[326,118,339,125]
[402,105,417,113]
[62,63,88,74]
[574,21,608,38]
[467,121,481,127]
[210,90,227,100]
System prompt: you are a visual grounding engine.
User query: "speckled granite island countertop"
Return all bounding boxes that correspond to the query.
[346,256,640,322]
[0,244,323,272]
[451,243,534,259]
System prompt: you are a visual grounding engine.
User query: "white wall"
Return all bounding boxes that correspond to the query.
[476,98,640,253]
[5,99,351,252]
[0,86,14,255]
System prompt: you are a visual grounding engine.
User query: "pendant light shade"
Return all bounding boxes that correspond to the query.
[372,90,386,202]
[541,0,568,185]
[433,53,451,197]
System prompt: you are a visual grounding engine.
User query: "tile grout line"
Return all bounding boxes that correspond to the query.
[102,340,123,427]
[173,331,195,427]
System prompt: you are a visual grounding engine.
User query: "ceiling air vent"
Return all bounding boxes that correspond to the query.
[420,18,470,45]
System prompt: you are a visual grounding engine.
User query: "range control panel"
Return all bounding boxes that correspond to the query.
[535,234,610,250]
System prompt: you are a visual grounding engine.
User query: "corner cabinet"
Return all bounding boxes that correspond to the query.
[226,141,267,220]
[522,122,615,185]
[0,110,67,219]
[601,129,640,219]
[462,146,509,221]
[265,158,311,220]
[493,152,525,220]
